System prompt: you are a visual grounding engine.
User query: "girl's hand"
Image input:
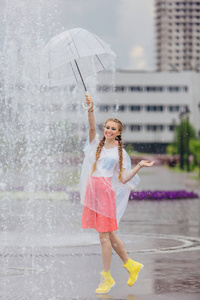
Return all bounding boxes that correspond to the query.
[139,160,155,167]
[85,93,93,111]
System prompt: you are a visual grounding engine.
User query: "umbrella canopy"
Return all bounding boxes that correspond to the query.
[40,28,117,88]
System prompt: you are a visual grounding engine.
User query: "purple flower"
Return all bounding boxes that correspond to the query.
[129,190,199,201]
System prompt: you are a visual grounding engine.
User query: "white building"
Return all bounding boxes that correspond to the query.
[2,70,198,154]
[155,0,200,71]
[91,70,200,153]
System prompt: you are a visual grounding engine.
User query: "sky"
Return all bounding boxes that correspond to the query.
[58,0,155,70]
[0,0,155,71]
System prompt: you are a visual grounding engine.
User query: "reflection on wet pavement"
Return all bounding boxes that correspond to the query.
[0,166,199,299]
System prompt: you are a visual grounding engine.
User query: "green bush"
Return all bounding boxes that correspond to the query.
[167,120,199,173]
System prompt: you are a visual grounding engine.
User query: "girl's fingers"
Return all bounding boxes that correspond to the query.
[86,97,92,103]
[147,162,155,166]
[141,161,155,167]
[85,94,91,100]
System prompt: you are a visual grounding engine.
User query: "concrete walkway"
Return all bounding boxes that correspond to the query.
[0,166,200,300]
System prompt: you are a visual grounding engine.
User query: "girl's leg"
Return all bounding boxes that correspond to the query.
[109,231,143,287]
[99,232,112,272]
[96,232,115,294]
[109,231,129,264]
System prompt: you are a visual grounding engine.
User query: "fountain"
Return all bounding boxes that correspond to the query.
[0,1,101,298]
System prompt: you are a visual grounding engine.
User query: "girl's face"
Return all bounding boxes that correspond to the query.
[104,121,121,142]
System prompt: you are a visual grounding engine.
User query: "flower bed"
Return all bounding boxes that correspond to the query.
[129,190,199,201]
[68,190,199,201]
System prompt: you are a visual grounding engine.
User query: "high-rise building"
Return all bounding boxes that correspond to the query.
[155,0,200,71]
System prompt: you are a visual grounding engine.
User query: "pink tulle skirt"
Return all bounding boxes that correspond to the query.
[81,176,118,232]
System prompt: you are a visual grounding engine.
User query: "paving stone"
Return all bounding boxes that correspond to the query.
[0,166,199,299]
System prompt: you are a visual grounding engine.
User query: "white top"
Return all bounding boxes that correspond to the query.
[92,146,127,177]
[79,135,140,223]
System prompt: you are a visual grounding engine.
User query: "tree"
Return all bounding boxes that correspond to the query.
[167,119,196,170]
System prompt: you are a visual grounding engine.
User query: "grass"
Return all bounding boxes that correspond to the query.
[166,165,183,173]
[190,174,200,182]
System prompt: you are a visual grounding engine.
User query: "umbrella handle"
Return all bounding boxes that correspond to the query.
[82,102,92,110]
[82,91,92,110]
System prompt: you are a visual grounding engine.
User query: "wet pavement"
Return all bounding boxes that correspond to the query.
[0,166,200,300]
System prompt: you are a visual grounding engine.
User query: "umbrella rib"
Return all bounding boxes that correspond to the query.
[67,31,87,91]
[91,33,107,52]
[70,61,79,84]
[95,54,106,70]
[90,32,111,70]
[68,31,81,58]
[64,32,79,84]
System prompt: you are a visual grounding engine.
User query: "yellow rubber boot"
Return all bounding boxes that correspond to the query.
[124,258,144,286]
[95,270,116,294]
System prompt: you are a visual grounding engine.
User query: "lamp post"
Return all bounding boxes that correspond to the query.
[185,106,190,172]
[198,103,200,177]
[179,107,185,170]
[179,106,190,171]
[172,118,177,155]
[198,103,200,138]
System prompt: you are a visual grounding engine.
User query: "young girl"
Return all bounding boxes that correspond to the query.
[79,94,154,294]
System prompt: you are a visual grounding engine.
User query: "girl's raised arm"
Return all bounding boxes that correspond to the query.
[85,94,96,143]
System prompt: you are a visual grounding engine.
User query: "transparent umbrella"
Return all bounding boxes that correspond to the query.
[40,28,117,109]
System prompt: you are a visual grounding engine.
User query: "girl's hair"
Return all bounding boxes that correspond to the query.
[90,118,124,182]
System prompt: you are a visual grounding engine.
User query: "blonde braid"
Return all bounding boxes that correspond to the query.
[90,136,105,175]
[117,135,123,182]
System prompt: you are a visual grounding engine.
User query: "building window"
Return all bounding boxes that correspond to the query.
[97,85,111,92]
[129,125,142,132]
[129,86,143,92]
[168,86,180,92]
[97,85,188,94]
[128,105,141,111]
[99,105,110,112]
[146,125,164,131]
[168,125,176,131]
[117,105,126,112]
[145,86,155,92]
[168,105,179,112]
[146,106,164,112]
[114,86,126,92]
[145,86,164,92]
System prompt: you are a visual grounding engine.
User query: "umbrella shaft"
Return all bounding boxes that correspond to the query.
[74,59,87,92]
